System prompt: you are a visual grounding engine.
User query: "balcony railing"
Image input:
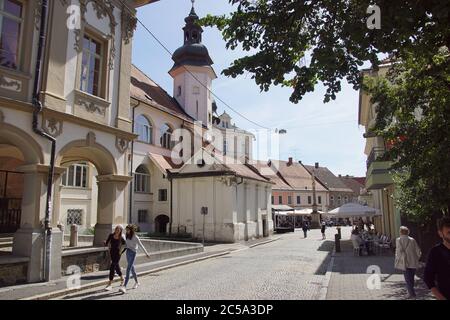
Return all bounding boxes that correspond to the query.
[366,147,385,169]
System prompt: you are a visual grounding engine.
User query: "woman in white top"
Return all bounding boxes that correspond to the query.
[119,224,150,293]
[395,226,422,299]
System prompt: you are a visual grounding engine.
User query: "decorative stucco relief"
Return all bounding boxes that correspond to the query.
[74,0,117,70]
[121,7,137,45]
[86,131,96,146]
[115,136,130,154]
[0,75,22,92]
[42,117,63,137]
[77,97,107,116]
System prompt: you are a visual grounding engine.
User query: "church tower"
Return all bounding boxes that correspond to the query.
[169,1,217,128]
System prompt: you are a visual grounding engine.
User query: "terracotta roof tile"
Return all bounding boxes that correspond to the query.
[130,65,194,122]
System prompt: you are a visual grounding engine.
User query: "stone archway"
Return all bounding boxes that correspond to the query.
[155,214,169,234]
[0,123,51,282]
[55,136,130,246]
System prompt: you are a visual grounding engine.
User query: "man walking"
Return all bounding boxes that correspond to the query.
[394,226,422,299]
[424,216,450,300]
[302,221,308,238]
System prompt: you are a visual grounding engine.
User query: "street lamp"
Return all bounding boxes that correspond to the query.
[311,162,321,228]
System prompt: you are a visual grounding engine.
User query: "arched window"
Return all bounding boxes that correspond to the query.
[135,115,152,144]
[160,123,173,149]
[134,165,150,193]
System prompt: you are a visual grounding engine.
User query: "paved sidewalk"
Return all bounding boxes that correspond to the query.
[0,236,279,300]
[326,239,434,300]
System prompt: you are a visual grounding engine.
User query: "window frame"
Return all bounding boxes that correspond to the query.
[61,163,89,189]
[138,209,148,223]
[160,124,173,149]
[0,0,25,71]
[278,195,282,204]
[134,171,150,194]
[79,29,107,98]
[296,195,301,204]
[158,189,168,202]
[135,114,153,144]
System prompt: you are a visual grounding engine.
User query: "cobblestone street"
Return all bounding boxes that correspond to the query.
[57,226,435,300]
[60,228,335,300]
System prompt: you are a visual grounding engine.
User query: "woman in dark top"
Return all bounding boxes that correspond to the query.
[321,221,326,240]
[103,225,126,291]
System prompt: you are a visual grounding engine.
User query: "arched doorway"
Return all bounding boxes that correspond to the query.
[154,214,169,234]
[0,124,43,235]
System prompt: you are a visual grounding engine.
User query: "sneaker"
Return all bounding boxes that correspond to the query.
[119,286,127,294]
[105,285,112,291]
[133,282,140,290]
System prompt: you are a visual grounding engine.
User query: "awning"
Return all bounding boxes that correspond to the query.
[324,203,381,218]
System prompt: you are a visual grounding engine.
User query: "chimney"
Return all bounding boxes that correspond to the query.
[288,157,293,166]
[338,174,342,177]
[315,162,319,169]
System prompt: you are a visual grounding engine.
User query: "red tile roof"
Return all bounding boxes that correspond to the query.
[130,65,194,122]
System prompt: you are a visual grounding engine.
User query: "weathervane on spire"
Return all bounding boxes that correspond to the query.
[191,0,195,9]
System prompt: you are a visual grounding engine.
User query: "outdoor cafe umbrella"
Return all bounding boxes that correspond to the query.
[324,203,381,218]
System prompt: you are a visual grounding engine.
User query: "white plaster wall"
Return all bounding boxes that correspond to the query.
[173,70,212,127]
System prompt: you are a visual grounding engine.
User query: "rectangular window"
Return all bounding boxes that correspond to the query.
[0,0,23,70]
[308,196,312,204]
[271,196,274,204]
[138,209,147,223]
[66,209,83,226]
[318,196,322,204]
[80,33,103,97]
[278,195,282,204]
[287,196,292,205]
[297,196,301,204]
[337,196,341,205]
[62,163,88,188]
[223,139,227,155]
[158,189,168,202]
[134,173,150,193]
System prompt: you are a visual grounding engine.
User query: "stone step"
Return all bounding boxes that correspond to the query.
[0,242,13,249]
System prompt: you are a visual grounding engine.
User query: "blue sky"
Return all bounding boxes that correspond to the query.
[132,0,367,176]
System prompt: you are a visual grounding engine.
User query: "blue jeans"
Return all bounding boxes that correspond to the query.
[124,249,138,287]
[404,268,416,297]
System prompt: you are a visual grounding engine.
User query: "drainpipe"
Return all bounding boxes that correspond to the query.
[129,101,140,225]
[169,177,173,236]
[32,0,55,282]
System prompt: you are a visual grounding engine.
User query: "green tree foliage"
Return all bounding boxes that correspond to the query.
[201,0,450,103]
[201,1,450,223]
[364,48,450,222]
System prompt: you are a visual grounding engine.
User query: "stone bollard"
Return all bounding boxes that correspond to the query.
[70,224,78,247]
[335,233,341,252]
[57,224,65,246]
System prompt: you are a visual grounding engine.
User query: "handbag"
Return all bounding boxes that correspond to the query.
[394,239,410,271]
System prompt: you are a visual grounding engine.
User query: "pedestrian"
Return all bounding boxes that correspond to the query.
[104,225,126,291]
[302,221,308,238]
[119,224,151,293]
[424,216,450,300]
[394,226,422,299]
[321,221,326,240]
